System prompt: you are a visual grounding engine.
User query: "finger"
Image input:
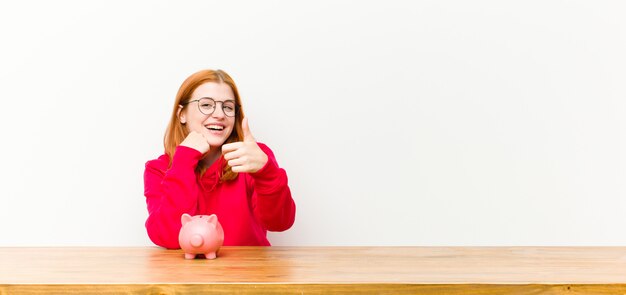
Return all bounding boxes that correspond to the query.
[200,132,212,143]
[223,149,245,161]
[242,117,256,142]
[227,158,245,167]
[221,142,244,154]
[231,165,248,173]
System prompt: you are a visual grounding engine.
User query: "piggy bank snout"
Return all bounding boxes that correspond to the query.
[190,234,204,247]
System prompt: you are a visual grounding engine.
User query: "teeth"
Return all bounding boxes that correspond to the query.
[207,125,224,130]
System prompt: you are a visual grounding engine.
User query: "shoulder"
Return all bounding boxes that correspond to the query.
[145,153,170,173]
[256,142,276,158]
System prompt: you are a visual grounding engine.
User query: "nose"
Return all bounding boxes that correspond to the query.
[211,102,226,118]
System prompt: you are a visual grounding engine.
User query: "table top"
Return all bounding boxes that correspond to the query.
[1,246,626,294]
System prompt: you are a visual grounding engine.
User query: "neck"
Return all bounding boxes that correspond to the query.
[201,146,222,167]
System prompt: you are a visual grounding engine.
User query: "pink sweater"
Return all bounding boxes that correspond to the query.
[143,143,296,248]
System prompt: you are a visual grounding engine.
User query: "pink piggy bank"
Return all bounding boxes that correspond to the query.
[178,213,224,259]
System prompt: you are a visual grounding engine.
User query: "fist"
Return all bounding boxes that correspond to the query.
[222,118,268,173]
[180,131,211,154]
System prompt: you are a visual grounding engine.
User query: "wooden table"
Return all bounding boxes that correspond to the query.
[1,247,626,294]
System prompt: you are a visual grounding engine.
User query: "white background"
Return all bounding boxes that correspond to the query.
[0,1,624,246]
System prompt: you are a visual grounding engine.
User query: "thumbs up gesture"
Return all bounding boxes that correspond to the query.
[222,118,269,173]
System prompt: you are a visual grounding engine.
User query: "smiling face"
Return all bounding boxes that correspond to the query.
[179,82,236,149]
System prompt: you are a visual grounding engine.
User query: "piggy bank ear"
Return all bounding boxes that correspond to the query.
[181,213,193,225]
[207,214,218,225]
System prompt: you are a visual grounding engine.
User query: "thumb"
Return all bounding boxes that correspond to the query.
[242,117,256,142]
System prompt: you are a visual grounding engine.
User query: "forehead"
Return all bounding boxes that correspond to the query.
[191,82,235,100]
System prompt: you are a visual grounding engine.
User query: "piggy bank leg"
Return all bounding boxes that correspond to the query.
[184,253,196,260]
[205,252,217,259]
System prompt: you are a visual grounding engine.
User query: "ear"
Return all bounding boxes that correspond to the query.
[178,105,186,124]
[181,213,192,225]
[207,214,218,226]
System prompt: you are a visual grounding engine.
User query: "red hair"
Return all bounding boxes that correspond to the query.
[164,69,245,181]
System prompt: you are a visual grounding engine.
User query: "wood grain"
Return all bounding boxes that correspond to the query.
[1,246,625,294]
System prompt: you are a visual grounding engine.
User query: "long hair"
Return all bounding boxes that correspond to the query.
[164,69,245,181]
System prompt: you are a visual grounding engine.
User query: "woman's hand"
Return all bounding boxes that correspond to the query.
[180,131,211,154]
[222,118,268,173]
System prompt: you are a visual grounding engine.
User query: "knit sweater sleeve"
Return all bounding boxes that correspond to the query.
[249,143,296,232]
[143,146,202,249]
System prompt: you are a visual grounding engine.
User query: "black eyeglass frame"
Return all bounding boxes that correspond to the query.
[181,97,239,117]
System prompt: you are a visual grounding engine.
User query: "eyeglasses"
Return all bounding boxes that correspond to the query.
[182,97,238,117]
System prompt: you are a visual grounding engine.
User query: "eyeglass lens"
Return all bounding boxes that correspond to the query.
[197,97,236,117]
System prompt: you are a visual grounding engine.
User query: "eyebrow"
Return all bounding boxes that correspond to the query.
[198,97,236,102]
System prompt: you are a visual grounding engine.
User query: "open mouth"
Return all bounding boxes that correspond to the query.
[206,124,224,131]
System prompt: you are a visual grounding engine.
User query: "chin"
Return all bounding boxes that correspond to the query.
[205,131,232,148]
[208,140,227,147]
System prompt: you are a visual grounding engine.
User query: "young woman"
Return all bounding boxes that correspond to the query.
[143,69,296,248]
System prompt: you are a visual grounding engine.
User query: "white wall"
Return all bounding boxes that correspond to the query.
[0,0,624,246]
